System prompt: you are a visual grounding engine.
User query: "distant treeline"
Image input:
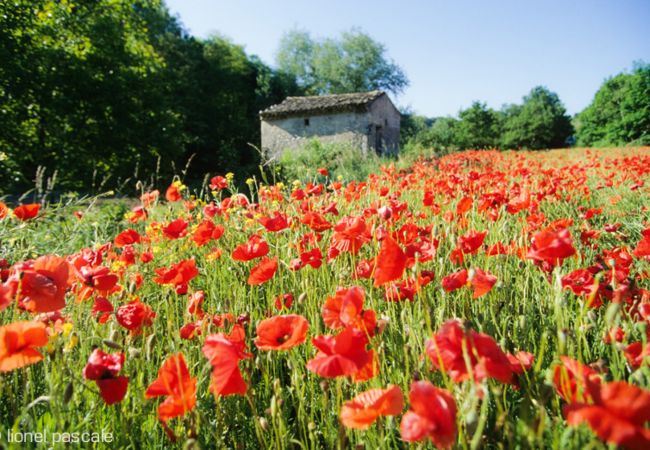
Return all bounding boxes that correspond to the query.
[402,63,650,153]
[0,0,301,195]
[1,1,648,196]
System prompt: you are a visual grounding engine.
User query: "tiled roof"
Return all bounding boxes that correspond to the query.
[260,90,385,119]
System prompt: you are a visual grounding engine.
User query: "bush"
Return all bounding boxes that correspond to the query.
[276,139,388,182]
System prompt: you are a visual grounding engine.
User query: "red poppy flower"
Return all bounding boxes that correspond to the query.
[209,175,228,190]
[165,184,182,202]
[507,351,535,375]
[116,298,155,333]
[77,265,119,292]
[306,326,371,378]
[564,380,650,450]
[153,259,199,286]
[114,229,141,247]
[300,212,333,232]
[0,201,8,219]
[321,286,376,334]
[553,356,602,403]
[192,220,224,246]
[140,190,159,207]
[290,248,323,270]
[0,321,48,372]
[373,235,407,287]
[259,213,290,232]
[456,196,473,216]
[254,314,309,350]
[247,257,278,285]
[469,268,497,298]
[562,269,598,297]
[83,349,128,405]
[162,218,188,240]
[425,319,514,385]
[330,216,370,255]
[92,296,114,323]
[340,385,404,429]
[202,329,252,396]
[351,349,380,382]
[527,228,576,267]
[18,255,70,313]
[187,290,205,318]
[624,342,650,369]
[457,230,486,254]
[232,235,269,261]
[400,381,457,448]
[506,188,531,213]
[145,353,196,421]
[274,293,294,310]
[13,203,40,221]
[1,281,15,312]
[127,206,148,223]
[441,269,468,292]
[633,229,650,259]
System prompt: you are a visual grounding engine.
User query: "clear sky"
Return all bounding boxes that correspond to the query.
[164,0,649,118]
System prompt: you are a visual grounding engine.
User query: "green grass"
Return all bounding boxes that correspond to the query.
[1,147,649,449]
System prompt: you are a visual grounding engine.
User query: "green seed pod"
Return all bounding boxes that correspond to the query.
[63,381,74,405]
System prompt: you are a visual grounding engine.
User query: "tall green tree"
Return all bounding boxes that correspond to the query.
[500,86,574,149]
[575,63,650,146]
[455,101,501,149]
[0,0,299,194]
[276,29,408,95]
[0,0,183,192]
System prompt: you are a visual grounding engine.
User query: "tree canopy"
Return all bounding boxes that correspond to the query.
[575,63,650,146]
[500,86,574,149]
[0,0,298,195]
[276,29,408,95]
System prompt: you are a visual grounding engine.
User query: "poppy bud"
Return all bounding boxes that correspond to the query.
[319,380,329,392]
[128,347,141,358]
[183,439,200,450]
[298,293,307,305]
[378,206,392,220]
[308,422,316,431]
[604,303,620,325]
[258,417,269,431]
[270,395,278,417]
[465,410,478,435]
[63,381,74,404]
[412,370,421,381]
[103,339,122,350]
[146,334,156,360]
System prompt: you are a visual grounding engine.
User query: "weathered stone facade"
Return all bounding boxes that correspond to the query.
[260,91,400,161]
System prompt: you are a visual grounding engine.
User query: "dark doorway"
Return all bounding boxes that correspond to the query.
[375,125,384,155]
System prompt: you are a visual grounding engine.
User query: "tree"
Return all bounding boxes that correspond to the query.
[576,63,650,146]
[0,1,300,194]
[276,29,408,95]
[454,102,501,149]
[500,86,573,149]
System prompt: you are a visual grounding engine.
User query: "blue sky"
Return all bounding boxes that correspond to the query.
[164,0,649,117]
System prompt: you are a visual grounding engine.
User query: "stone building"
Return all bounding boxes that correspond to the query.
[259,90,400,161]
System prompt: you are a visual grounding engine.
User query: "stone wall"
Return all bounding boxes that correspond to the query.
[261,111,371,161]
[260,94,401,160]
[368,94,401,156]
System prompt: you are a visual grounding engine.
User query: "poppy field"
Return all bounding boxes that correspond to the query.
[1,147,650,449]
